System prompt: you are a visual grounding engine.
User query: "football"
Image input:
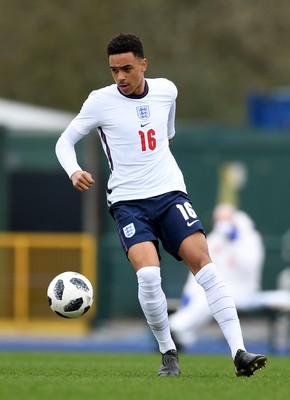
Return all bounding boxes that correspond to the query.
[47,271,94,318]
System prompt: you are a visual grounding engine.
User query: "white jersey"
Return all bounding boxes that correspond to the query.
[56,78,187,204]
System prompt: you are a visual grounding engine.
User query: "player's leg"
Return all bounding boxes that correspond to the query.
[178,231,267,376]
[159,193,246,356]
[158,192,266,376]
[179,231,246,356]
[128,242,180,376]
[109,200,179,376]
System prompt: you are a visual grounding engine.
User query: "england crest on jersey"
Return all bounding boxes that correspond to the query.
[136,105,150,120]
[123,223,136,238]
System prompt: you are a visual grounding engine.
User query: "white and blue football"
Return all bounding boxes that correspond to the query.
[47,271,94,318]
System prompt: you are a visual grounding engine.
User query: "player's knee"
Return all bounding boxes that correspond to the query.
[137,266,161,286]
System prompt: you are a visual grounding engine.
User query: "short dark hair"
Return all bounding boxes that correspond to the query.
[107,33,144,58]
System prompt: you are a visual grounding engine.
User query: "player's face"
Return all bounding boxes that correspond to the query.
[109,52,147,96]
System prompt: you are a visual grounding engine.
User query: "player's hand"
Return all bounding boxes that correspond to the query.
[71,170,95,192]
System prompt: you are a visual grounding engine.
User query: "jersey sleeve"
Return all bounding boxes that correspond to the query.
[55,90,103,178]
[167,100,176,140]
[166,79,178,140]
[70,91,102,135]
[55,125,84,178]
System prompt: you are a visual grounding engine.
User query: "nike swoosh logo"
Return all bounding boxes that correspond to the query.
[187,220,199,227]
[141,122,150,127]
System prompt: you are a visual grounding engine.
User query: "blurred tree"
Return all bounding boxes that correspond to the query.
[1,0,290,122]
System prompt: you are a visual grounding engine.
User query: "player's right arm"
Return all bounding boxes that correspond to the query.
[55,125,95,191]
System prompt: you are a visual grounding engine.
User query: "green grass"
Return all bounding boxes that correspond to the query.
[0,351,288,400]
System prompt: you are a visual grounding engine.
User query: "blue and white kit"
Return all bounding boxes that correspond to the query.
[56,78,203,257]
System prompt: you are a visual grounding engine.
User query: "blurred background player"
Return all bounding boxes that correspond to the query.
[169,203,265,349]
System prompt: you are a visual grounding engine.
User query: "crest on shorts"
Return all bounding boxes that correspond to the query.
[136,105,150,120]
[123,223,136,238]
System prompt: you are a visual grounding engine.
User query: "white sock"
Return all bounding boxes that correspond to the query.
[195,263,246,358]
[137,266,176,354]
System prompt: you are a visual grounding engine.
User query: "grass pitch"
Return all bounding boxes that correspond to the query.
[0,351,288,400]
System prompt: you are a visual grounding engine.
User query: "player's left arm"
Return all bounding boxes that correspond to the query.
[167,96,177,141]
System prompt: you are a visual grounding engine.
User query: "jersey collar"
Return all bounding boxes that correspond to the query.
[117,80,149,99]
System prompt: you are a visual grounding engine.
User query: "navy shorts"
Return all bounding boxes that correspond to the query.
[109,191,204,260]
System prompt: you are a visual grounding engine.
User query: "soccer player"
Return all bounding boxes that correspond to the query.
[55,33,267,377]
